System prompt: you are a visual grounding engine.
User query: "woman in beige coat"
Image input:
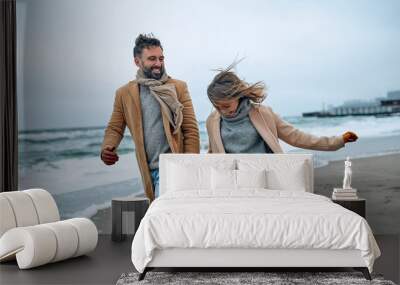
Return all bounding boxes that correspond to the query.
[206,65,358,154]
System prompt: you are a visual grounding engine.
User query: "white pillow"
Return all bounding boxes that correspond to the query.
[238,159,308,191]
[267,163,307,191]
[236,169,268,189]
[167,162,211,191]
[166,159,236,192]
[211,168,236,190]
[211,168,268,191]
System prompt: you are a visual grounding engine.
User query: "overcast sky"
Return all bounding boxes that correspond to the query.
[17,0,400,130]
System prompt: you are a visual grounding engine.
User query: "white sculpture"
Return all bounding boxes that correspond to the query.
[342,157,352,189]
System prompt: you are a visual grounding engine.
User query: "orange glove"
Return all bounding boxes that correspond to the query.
[342,131,358,143]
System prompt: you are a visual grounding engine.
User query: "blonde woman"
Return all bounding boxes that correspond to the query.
[206,64,358,154]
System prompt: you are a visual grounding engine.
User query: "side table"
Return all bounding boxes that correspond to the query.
[112,197,149,242]
[332,198,366,218]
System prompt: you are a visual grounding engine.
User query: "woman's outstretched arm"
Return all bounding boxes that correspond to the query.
[272,109,358,151]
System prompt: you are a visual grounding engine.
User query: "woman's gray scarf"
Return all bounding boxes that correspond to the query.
[136,69,183,134]
[220,97,252,122]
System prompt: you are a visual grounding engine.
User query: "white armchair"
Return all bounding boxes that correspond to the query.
[0,188,98,269]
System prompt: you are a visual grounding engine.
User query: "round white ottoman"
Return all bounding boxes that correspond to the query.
[0,218,98,269]
[0,189,98,269]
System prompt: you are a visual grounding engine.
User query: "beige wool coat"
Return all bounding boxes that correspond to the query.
[206,104,345,153]
[101,78,200,202]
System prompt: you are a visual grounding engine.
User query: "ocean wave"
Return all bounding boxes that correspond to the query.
[118,148,135,155]
[19,131,104,143]
[58,149,101,159]
[61,201,111,219]
[19,126,105,134]
[19,127,132,143]
[87,142,103,147]
[20,136,71,144]
[285,115,400,138]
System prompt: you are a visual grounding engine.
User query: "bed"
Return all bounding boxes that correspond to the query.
[131,154,381,281]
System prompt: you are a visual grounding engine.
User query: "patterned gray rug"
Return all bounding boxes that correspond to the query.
[116,271,396,285]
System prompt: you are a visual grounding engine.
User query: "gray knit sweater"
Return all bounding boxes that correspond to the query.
[139,85,171,170]
[220,98,273,154]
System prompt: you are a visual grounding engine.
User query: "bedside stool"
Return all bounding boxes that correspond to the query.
[112,197,149,242]
[332,198,366,218]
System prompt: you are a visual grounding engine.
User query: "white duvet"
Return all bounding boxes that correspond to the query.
[131,190,380,273]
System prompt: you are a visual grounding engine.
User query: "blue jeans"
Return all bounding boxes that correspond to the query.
[150,169,160,198]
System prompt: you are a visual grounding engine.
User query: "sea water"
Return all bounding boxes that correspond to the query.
[18,115,400,219]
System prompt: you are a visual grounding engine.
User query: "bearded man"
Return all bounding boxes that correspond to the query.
[101,34,200,201]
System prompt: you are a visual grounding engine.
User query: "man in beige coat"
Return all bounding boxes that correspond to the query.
[206,64,358,153]
[101,34,200,202]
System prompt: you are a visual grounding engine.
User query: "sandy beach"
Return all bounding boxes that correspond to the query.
[314,153,400,234]
[91,153,400,235]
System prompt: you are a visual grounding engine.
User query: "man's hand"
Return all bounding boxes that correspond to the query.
[342,131,358,143]
[101,146,119,165]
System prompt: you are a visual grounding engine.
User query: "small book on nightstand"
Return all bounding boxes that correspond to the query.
[332,188,358,200]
